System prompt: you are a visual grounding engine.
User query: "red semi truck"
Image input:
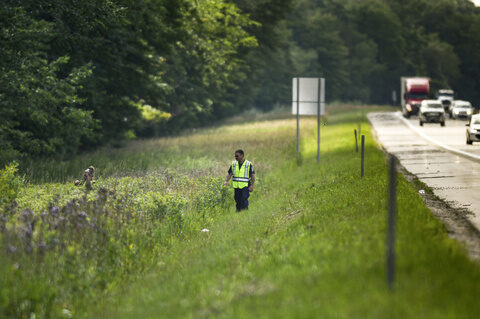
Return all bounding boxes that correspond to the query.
[401,77,430,118]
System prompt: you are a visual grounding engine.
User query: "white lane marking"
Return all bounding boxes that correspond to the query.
[394,111,480,161]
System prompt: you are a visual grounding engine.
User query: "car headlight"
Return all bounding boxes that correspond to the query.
[454,109,459,114]
[467,110,472,115]
[406,104,412,111]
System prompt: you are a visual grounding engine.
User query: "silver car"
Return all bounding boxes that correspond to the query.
[450,100,473,120]
[466,114,480,144]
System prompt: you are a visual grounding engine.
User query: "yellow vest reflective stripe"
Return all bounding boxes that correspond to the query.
[232,160,251,189]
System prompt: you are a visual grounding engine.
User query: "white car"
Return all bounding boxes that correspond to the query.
[450,100,473,120]
[419,100,445,127]
[466,114,480,144]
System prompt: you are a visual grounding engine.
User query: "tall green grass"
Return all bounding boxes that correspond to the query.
[1,106,311,318]
[18,108,299,184]
[86,104,480,318]
[11,103,473,319]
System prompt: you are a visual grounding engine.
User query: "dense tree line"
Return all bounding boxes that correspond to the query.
[0,0,262,164]
[286,0,480,105]
[1,0,480,164]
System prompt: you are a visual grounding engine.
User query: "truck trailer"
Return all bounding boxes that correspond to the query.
[436,89,454,114]
[401,77,430,118]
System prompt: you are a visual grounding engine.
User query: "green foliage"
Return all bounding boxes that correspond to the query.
[135,100,172,137]
[140,104,171,124]
[0,5,97,162]
[1,0,263,161]
[0,162,23,209]
[231,0,294,111]
[160,0,259,131]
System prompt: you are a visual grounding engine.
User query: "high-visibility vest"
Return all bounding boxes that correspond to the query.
[232,160,251,189]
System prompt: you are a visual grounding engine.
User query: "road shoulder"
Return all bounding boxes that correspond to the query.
[369,111,480,262]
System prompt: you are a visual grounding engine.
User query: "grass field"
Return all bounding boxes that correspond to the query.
[3,104,480,318]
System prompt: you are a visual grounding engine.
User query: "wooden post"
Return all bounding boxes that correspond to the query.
[354,129,358,152]
[387,156,397,290]
[361,135,365,177]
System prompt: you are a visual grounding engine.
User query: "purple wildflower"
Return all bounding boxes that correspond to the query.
[20,210,33,221]
[50,206,59,216]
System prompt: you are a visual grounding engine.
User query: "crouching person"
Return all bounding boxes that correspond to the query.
[74,166,95,190]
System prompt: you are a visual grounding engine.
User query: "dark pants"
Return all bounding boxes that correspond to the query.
[234,187,250,211]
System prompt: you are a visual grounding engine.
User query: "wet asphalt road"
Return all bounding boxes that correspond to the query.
[369,112,480,231]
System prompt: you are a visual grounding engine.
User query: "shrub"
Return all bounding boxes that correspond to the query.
[0,162,23,209]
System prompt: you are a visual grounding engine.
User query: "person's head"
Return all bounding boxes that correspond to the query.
[234,149,244,162]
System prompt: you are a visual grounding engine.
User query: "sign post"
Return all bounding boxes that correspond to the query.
[297,77,300,157]
[292,77,325,162]
[318,78,325,163]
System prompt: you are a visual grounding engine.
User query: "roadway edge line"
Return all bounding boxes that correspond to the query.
[394,111,480,162]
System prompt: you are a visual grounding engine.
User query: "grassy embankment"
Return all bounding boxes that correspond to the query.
[3,104,480,318]
[0,107,299,318]
[92,105,480,318]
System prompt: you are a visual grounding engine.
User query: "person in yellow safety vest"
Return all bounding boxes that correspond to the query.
[223,149,255,211]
